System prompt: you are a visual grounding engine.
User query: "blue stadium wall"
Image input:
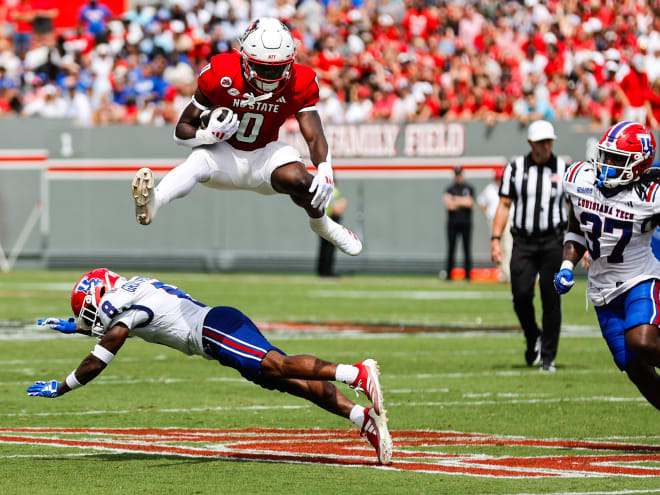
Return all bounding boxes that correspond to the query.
[0,118,642,273]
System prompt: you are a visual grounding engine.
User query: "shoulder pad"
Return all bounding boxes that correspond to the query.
[564,161,594,184]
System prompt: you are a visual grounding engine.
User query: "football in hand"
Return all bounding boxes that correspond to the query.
[200,106,233,129]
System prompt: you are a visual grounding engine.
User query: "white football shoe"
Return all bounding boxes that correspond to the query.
[132,167,155,225]
[350,359,384,415]
[309,215,362,256]
[361,407,393,465]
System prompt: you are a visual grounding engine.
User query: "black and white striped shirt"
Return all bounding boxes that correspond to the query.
[499,153,568,236]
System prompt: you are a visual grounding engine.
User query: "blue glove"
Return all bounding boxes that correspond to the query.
[553,269,575,295]
[27,380,61,398]
[38,317,76,333]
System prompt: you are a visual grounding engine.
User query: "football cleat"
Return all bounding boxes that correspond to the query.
[361,407,393,465]
[309,216,362,256]
[350,359,384,415]
[525,336,541,367]
[132,167,155,225]
[540,359,557,373]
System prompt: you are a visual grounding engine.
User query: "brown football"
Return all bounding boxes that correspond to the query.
[200,106,232,129]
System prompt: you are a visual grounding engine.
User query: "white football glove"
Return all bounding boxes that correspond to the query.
[309,161,334,210]
[206,107,239,142]
[194,128,223,145]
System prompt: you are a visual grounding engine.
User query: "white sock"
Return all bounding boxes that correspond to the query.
[309,214,329,233]
[155,154,211,206]
[335,364,359,384]
[349,404,366,428]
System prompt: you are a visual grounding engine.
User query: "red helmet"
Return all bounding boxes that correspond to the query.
[594,121,656,188]
[70,268,124,331]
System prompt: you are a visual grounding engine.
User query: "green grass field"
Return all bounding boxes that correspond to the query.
[1,270,659,495]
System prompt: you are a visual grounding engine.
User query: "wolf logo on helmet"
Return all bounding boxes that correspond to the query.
[592,121,657,188]
[71,268,125,334]
[239,17,296,94]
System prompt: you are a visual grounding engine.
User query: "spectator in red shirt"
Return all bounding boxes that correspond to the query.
[314,33,344,85]
[618,53,652,124]
[543,41,565,79]
[370,86,395,121]
[401,0,438,42]
[645,77,660,130]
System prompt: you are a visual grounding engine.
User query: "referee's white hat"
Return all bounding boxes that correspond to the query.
[528,120,557,142]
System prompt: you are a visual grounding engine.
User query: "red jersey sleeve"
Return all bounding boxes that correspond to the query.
[197,53,243,107]
[287,63,320,112]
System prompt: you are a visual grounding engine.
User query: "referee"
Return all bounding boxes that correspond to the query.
[490,120,568,372]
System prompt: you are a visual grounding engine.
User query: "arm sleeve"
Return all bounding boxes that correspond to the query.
[197,62,217,102]
[294,69,320,112]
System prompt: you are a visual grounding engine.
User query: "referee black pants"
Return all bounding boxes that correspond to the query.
[510,233,563,363]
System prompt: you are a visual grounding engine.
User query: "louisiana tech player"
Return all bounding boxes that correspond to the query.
[29,268,392,464]
[131,17,361,256]
[553,122,660,409]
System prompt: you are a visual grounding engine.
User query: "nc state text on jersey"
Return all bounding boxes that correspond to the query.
[233,99,280,112]
[577,197,635,220]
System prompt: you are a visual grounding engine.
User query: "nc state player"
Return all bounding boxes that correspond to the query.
[131,17,362,256]
[31,268,392,464]
[553,121,660,409]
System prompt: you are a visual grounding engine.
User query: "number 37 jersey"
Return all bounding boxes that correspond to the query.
[564,161,660,306]
[96,276,211,357]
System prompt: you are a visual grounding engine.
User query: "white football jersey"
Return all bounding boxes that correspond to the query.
[564,161,660,306]
[96,276,211,356]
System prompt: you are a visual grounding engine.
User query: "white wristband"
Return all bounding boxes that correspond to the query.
[92,344,115,364]
[560,260,574,271]
[65,371,82,390]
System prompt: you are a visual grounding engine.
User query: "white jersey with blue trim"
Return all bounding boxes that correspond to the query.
[96,276,211,356]
[564,161,660,306]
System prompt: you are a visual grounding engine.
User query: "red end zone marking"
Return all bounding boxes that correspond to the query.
[1,428,659,477]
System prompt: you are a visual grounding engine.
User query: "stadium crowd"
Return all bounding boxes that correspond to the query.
[0,0,658,129]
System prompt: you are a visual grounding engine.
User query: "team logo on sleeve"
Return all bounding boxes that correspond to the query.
[220,77,232,88]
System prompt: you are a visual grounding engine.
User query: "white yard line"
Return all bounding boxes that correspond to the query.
[309,290,511,300]
[3,395,650,418]
[0,283,73,291]
[3,368,619,388]
[2,404,311,417]
[389,397,648,407]
[506,491,660,495]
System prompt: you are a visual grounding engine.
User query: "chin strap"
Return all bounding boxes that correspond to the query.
[240,92,273,107]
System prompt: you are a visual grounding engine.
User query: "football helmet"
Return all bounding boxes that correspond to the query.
[70,268,125,334]
[593,121,656,188]
[239,17,296,94]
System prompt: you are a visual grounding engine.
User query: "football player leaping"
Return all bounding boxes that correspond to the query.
[131,17,361,256]
[29,268,393,465]
[554,121,660,409]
